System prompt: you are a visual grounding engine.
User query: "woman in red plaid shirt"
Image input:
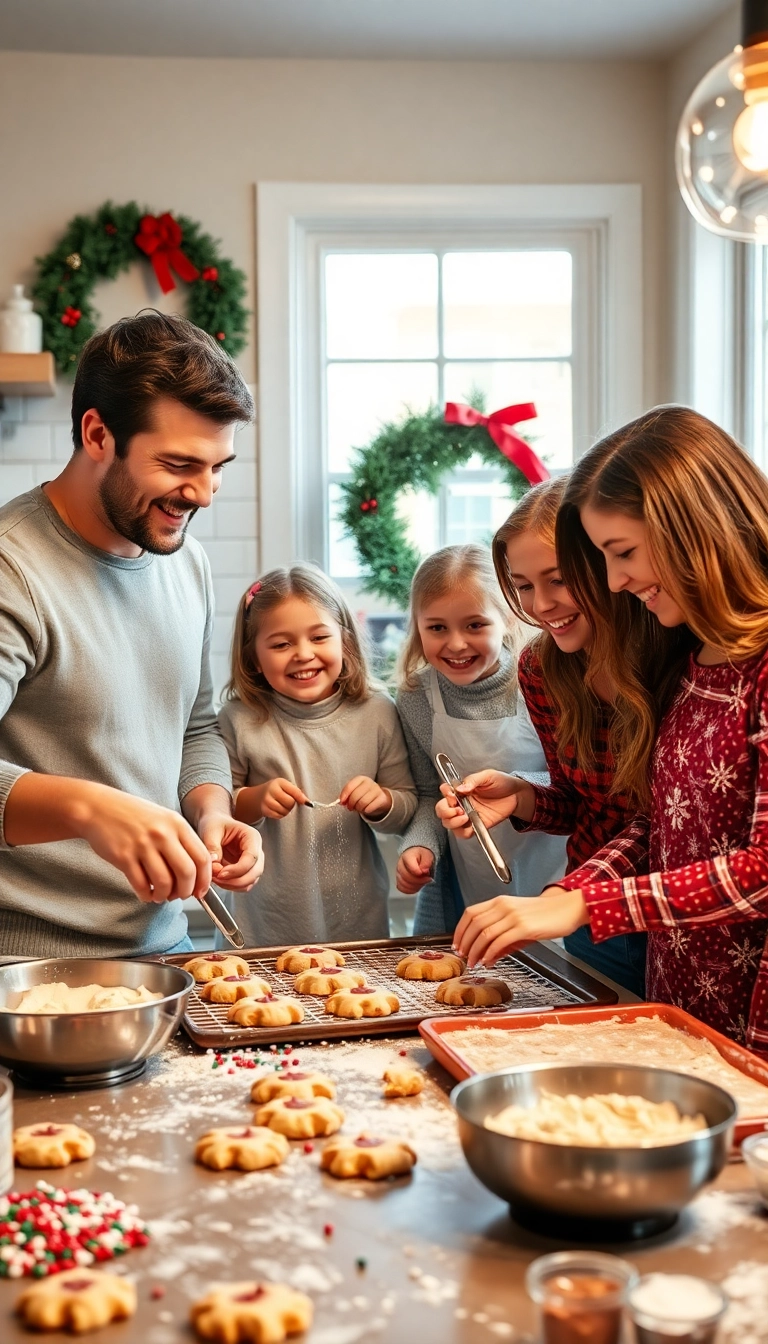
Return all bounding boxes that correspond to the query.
[453,407,768,1052]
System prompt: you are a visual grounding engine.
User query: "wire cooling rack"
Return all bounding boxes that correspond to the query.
[161,936,616,1048]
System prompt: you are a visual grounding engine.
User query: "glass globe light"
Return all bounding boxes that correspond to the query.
[676,3,768,242]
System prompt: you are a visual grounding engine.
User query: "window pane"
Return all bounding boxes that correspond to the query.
[325,253,438,359]
[328,483,362,579]
[397,487,439,559]
[445,481,516,547]
[327,361,438,473]
[328,483,439,581]
[443,251,572,359]
[444,360,572,470]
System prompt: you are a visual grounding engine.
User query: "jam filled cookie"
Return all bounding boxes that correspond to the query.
[13,1123,95,1169]
[195,1126,289,1172]
[324,986,400,1019]
[191,1281,313,1344]
[320,1135,417,1180]
[16,1268,137,1334]
[435,974,513,1007]
[250,1070,336,1104]
[183,953,250,983]
[254,1096,344,1139]
[227,995,305,1028]
[275,945,345,974]
[382,1065,425,1098]
[200,975,272,1004]
[396,950,464,981]
[293,966,365,996]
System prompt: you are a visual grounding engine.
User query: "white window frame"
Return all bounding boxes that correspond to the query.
[256,183,643,572]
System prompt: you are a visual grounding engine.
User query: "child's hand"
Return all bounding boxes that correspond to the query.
[239,778,309,821]
[453,888,588,967]
[436,770,536,836]
[396,847,435,894]
[339,775,392,820]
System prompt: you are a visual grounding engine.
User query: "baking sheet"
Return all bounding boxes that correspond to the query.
[418,1001,768,1145]
[159,935,617,1049]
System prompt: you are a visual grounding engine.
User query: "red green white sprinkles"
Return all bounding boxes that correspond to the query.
[0,1181,150,1278]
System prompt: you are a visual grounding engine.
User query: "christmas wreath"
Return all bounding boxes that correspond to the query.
[32,201,249,372]
[338,399,549,607]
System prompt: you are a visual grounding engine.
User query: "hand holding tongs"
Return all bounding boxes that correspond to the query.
[435,751,512,884]
[198,887,245,949]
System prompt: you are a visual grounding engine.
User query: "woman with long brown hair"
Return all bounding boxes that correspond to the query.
[452,406,768,1050]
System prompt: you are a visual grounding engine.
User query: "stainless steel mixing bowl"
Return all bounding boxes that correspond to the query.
[452,1063,736,1234]
[0,958,193,1085]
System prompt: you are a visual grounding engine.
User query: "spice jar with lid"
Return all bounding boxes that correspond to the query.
[0,285,43,354]
[627,1273,728,1343]
[0,1076,13,1195]
[526,1250,639,1344]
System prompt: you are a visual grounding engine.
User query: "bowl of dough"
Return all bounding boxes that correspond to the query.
[452,1063,737,1237]
[0,957,193,1087]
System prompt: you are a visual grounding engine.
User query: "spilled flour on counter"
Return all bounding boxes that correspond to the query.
[721,1261,768,1342]
[690,1189,768,1251]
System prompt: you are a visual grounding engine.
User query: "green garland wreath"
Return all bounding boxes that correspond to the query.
[338,402,531,607]
[32,200,249,372]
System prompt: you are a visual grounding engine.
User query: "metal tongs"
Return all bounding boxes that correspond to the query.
[435,751,512,884]
[199,887,245,949]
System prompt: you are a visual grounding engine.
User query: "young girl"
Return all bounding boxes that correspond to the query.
[218,564,417,947]
[438,479,684,996]
[452,407,768,1052]
[395,544,567,933]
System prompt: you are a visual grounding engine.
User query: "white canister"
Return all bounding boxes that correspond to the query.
[0,1075,12,1195]
[0,285,43,354]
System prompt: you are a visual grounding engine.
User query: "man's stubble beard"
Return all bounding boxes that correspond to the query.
[98,457,197,555]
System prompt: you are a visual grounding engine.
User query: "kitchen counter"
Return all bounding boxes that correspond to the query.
[2,1025,768,1343]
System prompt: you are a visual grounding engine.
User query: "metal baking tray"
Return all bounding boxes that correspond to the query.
[158,935,617,1049]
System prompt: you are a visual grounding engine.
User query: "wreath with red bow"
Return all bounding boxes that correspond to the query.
[32,201,248,372]
[339,399,548,607]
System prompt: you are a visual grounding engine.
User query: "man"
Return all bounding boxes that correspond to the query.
[0,311,263,957]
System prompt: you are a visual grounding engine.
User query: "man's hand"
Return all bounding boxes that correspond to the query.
[339,776,392,820]
[76,787,215,904]
[453,887,588,967]
[436,770,536,837]
[197,812,264,891]
[235,778,309,822]
[396,846,435,894]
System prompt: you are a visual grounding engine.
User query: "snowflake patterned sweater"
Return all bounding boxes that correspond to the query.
[558,647,768,1053]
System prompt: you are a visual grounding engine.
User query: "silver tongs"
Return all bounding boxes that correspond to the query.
[199,887,245,949]
[435,751,512,885]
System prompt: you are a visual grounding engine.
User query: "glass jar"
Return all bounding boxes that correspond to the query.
[526,1250,638,1344]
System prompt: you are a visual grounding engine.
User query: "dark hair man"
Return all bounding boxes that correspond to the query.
[0,311,263,957]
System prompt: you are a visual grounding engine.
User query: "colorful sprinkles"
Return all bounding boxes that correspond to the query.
[0,1182,150,1279]
[208,1043,296,1072]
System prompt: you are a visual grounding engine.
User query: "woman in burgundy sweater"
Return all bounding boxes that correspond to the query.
[453,407,768,1052]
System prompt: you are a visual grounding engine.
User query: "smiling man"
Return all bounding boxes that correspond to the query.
[0,311,264,958]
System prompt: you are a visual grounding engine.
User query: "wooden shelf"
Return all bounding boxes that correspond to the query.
[0,352,56,397]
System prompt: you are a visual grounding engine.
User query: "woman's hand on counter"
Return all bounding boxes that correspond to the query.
[396,846,435,893]
[453,888,589,967]
[436,770,536,836]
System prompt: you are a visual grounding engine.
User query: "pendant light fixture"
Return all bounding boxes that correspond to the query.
[677,0,768,241]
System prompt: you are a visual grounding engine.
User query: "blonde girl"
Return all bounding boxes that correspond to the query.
[395,543,566,933]
[454,407,768,1052]
[219,564,416,946]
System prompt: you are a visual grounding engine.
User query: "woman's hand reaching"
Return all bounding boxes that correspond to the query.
[435,770,536,837]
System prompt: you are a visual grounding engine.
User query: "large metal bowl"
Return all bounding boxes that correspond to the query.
[0,958,193,1087]
[452,1063,737,1236]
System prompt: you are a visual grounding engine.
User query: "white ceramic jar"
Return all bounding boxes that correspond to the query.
[0,1075,12,1195]
[0,285,43,354]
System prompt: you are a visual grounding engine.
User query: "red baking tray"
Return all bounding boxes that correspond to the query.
[419,1002,768,1145]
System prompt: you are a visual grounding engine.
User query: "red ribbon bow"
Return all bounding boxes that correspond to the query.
[444,401,549,485]
[134,212,200,294]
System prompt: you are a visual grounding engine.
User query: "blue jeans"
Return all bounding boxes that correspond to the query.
[565,926,647,999]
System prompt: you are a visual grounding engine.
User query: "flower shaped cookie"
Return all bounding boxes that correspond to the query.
[254,1095,344,1139]
[250,1070,336,1104]
[13,1123,95,1169]
[195,1126,289,1172]
[183,953,250,983]
[396,950,464,981]
[320,1135,417,1180]
[227,995,305,1028]
[191,1281,313,1343]
[324,986,400,1019]
[200,975,272,1004]
[16,1268,136,1334]
[435,974,512,1007]
[293,967,365,995]
[275,945,345,973]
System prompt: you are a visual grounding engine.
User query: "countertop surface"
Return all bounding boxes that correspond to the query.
[2,1025,768,1342]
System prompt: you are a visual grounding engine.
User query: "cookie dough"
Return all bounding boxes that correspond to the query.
[485,1090,707,1147]
[10,982,161,1014]
[254,1095,344,1139]
[250,1070,336,1104]
[16,1268,137,1334]
[293,967,365,995]
[13,1123,95,1169]
[324,986,400,1019]
[435,975,512,1007]
[275,945,345,973]
[396,950,464,981]
[382,1065,424,1098]
[183,954,250,983]
[195,1126,289,1172]
[227,995,305,1028]
[320,1135,417,1180]
[191,1281,313,1344]
[200,975,272,1004]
